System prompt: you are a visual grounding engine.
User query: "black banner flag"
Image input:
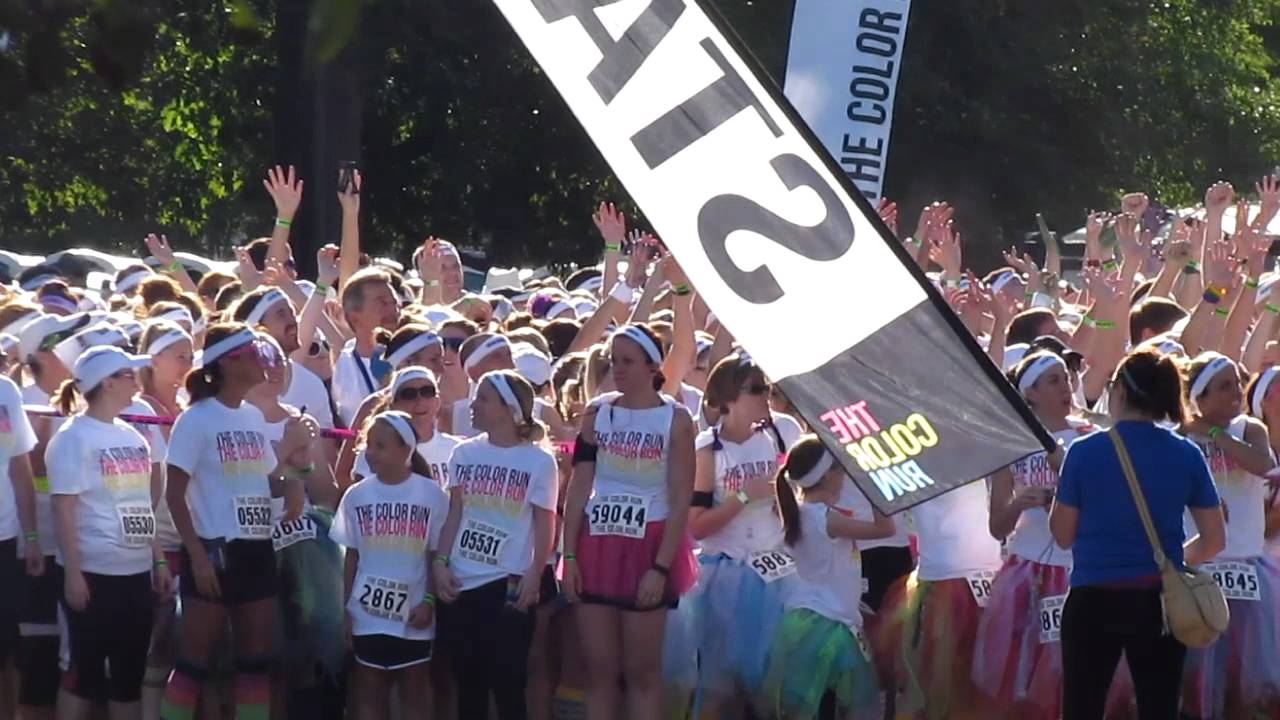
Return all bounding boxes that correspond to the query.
[492,0,1054,512]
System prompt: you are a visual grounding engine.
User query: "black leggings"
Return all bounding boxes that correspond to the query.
[1060,585,1186,720]
[438,576,535,720]
[61,570,154,703]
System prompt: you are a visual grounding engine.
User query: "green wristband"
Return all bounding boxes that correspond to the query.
[1102,259,1120,272]
[1184,261,1202,274]
[165,260,183,273]
[563,553,577,561]
[1093,319,1117,329]
[604,242,621,252]
[672,284,691,296]
[154,558,168,567]
[1267,303,1280,315]
[314,281,331,294]
[1082,315,1098,328]
[423,592,437,606]
[1246,277,1261,290]
[1208,426,1224,439]
[24,531,37,542]
[1214,307,1231,318]
[276,217,293,228]
[433,553,450,566]
[423,279,441,288]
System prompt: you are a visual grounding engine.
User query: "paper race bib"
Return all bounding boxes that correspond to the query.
[1203,560,1261,601]
[115,502,155,547]
[457,519,510,566]
[356,575,412,624]
[587,494,648,538]
[748,549,797,583]
[1038,594,1067,643]
[271,516,317,552]
[966,570,997,608]
[233,495,273,539]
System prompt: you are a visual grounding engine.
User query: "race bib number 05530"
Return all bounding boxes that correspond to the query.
[357,575,411,624]
[234,495,273,539]
[116,503,156,547]
[748,549,797,583]
[1203,561,1260,601]
[588,494,648,538]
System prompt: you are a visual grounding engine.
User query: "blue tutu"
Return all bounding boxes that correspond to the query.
[691,552,792,696]
[762,608,880,718]
[663,588,700,695]
[275,507,348,685]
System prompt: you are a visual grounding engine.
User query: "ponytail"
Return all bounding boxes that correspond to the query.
[774,465,802,547]
[517,416,548,444]
[54,378,81,416]
[409,449,434,479]
[652,369,666,392]
[184,365,223,403]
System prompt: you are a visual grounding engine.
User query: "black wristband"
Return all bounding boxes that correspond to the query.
[651,563,670,578]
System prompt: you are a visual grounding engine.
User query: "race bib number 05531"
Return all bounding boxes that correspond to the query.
[357,575,411,624]
[588,494,648,538]
[1203,561,1260,601]
[457,519,510,566]
[234,495,272,539]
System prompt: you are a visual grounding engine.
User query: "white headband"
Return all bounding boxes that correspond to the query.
[387,331,443,369]
[1190,354,1234,403]
[156,307,194,327]
[614,324,662,364]
[146,327,192,357]
[1018,354,1068,394]
[791,452,835,489]
[245,289,288,326]
[392,367,437,396]
[115,269,150,295]
[375,410,418,448]
[464,335,512,373]
[544,300,577,320]
[1253,366,1280,418]
[991,271,1018,295]
[483,371,525,422]
[200,328,256,367]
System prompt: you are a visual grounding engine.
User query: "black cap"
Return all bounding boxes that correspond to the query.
[1029,334,1084,367]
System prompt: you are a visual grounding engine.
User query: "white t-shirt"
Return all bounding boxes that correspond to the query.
[127,399,179,551]
[785,502,864,629]
[330,472,449,640]
[282,364,335,431]
[165,398,278,541]
[694,414,801,559]
[834,478,909,550]
[679,383,703,426]
[1192,416,1267,560]
[47,415,156,575]
[20,383,60,555]
[333,341,388,427]
[445,436,558,591]
[451,385,555,440]
[356,431,462,487]
[908,480,1003,581]
[590,396,678,522]
[1005,423,1091,567]
[0,377,37,542]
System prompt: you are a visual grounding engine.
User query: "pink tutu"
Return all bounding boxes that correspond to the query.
[873,573,997,720]
[971,555,1070,719]
[563,519,697,610]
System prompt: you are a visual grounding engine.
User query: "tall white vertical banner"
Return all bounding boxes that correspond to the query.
[784,0,911,202]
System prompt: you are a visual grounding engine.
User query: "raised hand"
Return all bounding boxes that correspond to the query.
[316,245,340,287]
[624,238,649,289]
[262,257,290,287]
[337,169,362,214]
[1120,192,1150,221]
[1205,181,1235,215]
[264,165,304,219]
[1256,175,1280,230]
[928,221,963,277]
[235,246,264,289]
[877,197,899,236]
[593,202,626,252]
[1114,212,1139,255]
[1203,239,1238,291]
[144,233,177,265]
[417,237,445,285]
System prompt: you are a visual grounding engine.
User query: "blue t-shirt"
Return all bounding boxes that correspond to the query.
[1057,421,1219,587]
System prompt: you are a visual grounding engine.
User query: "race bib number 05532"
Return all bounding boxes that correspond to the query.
[1203,560,1260,601]
[234,495,272,539]
[357,575,411,624]
[588,494,648,538]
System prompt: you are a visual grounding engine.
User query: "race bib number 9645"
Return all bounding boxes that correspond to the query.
[1203,561,1260,601]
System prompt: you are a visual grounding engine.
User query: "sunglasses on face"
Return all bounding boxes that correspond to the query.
[395,385,438,402]
[442,337,465,352]
[743,383,770,396]
[224,340,282,369]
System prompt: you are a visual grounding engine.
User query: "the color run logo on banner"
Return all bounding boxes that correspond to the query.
[819,401,939,501]
[353,501,431,553]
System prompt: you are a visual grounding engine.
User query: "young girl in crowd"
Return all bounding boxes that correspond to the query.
[49,346,172,720]
[763,435,894,720]
[1180,352,1280,719]
[685,352,801,715]
[350,366,460,488]
[160,323,318,720]
[434,370,558,720]
[973,351,1090,718]
[561,324,698,720]
[331,410,450,718]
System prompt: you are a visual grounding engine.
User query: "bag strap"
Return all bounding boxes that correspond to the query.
[1109,427,1169,567]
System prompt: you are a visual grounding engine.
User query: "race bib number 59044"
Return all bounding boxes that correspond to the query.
[588,494,648,538]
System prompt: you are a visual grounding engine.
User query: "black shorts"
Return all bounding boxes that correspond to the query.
[861,545,915,612]
[0,539,19,663]
[18,559,61,633]
[352,634,433,671]
[179,538,278,606]
[17,560,63,707]
[60,571,153,703]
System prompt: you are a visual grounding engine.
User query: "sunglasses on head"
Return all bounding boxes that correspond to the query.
[38,328,77,353]
[396,385,438,402]
[442,337,465,352]
[743,383,770,396]
[224,340,282,369]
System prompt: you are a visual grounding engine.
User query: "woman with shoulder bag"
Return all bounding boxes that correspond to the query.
[1049,349,1226,719]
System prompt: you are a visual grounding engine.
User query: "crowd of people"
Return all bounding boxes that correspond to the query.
[0,163,1275,720]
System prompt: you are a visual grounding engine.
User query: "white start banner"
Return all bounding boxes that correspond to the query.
[783,0,911,202]
[492,0,1049,513]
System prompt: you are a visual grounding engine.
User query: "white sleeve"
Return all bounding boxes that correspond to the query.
[328,489,358,550]
[45,426,83,495]
[5,382,36,456]
[526,449,558,512]
[165,408,204,475]
[428,486,450,551]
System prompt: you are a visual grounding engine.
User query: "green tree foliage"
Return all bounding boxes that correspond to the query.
[4,0,1280,271]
